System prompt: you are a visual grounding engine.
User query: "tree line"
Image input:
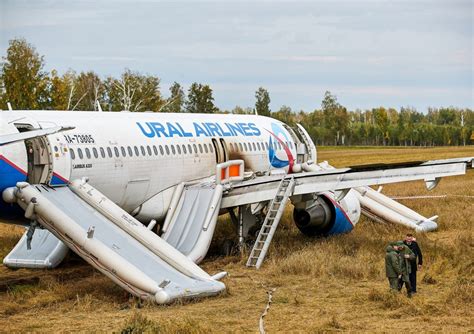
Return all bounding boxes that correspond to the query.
[1,38,472,146]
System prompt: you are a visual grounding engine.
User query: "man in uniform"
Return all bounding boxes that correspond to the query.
[402,234,423,294]
[385,243,403,292]
[394,241,415,297]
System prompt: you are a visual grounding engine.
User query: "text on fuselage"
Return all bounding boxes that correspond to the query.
[136,122,261,138]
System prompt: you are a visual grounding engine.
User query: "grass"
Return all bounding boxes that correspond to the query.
[0,146,473,332]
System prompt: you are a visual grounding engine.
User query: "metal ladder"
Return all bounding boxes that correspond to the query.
[246,176,295,269]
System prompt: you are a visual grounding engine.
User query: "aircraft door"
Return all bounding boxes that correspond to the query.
[211,138,228,164]
[13,120,53,185]
[49,134,72,185]
[219,138,228,162]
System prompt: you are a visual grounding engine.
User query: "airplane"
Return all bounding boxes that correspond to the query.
[0,110,472,304]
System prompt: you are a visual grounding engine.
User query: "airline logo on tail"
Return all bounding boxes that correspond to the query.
[267,123,294,172]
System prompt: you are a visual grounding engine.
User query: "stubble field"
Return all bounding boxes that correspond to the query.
[0,146,473,333]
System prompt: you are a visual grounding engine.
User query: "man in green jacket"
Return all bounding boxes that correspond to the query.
[385,244,403,292]
[391,241,415,297]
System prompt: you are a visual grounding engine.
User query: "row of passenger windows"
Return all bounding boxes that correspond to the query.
[71,143,211,160]
[68,140,290,161]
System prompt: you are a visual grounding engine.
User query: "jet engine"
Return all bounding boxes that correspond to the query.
[292,190,361,236]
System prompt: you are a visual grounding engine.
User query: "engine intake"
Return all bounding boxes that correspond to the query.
[293,192,359,236]
[293,196,335,236]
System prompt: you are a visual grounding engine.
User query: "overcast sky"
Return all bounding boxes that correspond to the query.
[1,0,472,112]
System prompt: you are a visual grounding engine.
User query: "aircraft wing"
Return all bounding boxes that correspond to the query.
[0,126,74,146]
[221,157,473,208]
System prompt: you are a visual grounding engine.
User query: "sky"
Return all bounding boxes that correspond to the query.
[0,0,472,112]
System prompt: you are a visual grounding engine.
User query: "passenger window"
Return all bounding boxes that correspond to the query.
[93,147,98,158]
[100,147,105,158]
[252,142,257,151]
[198,144,203,154]
[243,143,248,151]
[165,145,170,155]
[188,144,192,154]
[114,147,119,157]
[121,146,126,157]
[239,143,243,151]
[70,149,76,160]
[208,143,214,153]
[159,145,164,155]
[265,142,269,150]
[127,146,133,157]
[193,144,197,154]
[153,145,158,155]
[85,148,91,159]
[177,145,181,155]
[107,147,112,158]
[204,144,208,153]
[140,146,146,156]
[134,146,139,156]
[147,146,152,156]
[171,145,176,155]
[182,144,187,154]
[78,148,84,159]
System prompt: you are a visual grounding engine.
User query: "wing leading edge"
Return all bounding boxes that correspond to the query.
[221,157,473,208]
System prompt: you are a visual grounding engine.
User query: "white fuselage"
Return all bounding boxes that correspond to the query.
[0,111,298,221]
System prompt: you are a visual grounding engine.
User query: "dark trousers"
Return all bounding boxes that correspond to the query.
[409,271,417,292]
[399,272,416,293]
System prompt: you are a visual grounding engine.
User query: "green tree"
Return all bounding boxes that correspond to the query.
[105,69,162,112]
[161,82,184,113]
[255,87,271,116]
[232,106,252,114]
[273,105,295,125]
[0,38,49,109]
[185,83,218,113]
[48,69,70,110]
[70,71,104,111]
[321,91,348,145]
[373,107,389,145]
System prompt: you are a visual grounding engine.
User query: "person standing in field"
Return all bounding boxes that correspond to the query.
[385,243,403,292]
[402,234,423,294]
[394,241,415,297]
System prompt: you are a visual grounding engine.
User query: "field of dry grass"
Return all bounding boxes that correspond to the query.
[0,146,473,332]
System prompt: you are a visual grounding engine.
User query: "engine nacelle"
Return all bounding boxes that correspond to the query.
[292,190,361,236]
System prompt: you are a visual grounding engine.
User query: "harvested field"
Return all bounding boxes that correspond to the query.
[0,146,473,332]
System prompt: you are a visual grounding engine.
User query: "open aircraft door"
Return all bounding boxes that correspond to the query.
[12,118,54,185]
[48,130,72,186]
[211,138,228,164]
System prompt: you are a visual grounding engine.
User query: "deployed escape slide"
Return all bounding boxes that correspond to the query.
[4,179,225,304]
[161,182,223,264]
[3,229,68,269]
[161,160,244,263]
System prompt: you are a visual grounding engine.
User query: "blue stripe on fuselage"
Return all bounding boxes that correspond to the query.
[0,156,27,219]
